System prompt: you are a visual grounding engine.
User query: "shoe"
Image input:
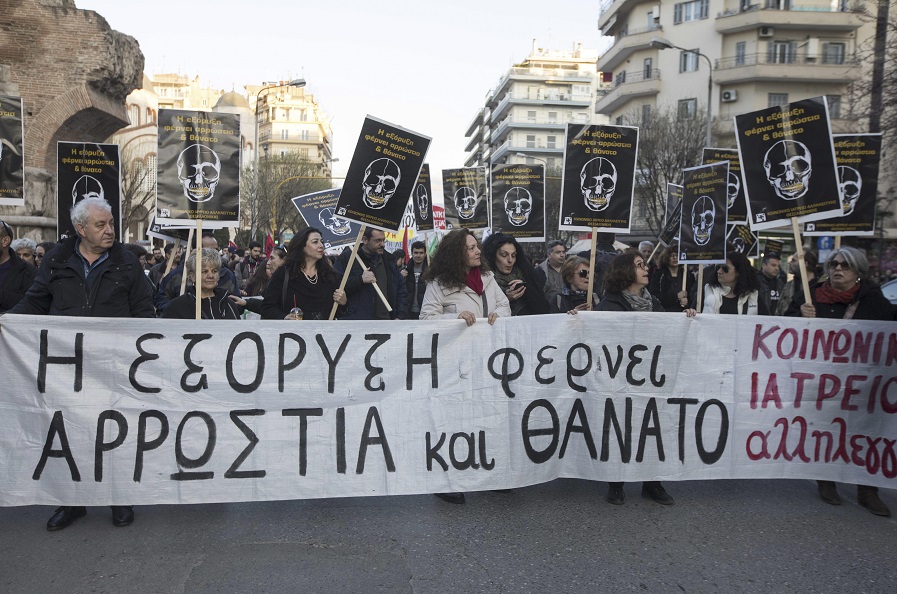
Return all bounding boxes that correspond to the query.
[642,481,674,505]
[434,492,465,505]
[857,486,891,517]
[491,489,514,494]
[111,505,135,527]
[606,483,625,505]
[46,506,86,531]
[817,480,841,505]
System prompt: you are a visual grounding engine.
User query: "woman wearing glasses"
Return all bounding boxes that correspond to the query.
[787,246,893,517]
[702,251,766,315]
[551,256,596,313]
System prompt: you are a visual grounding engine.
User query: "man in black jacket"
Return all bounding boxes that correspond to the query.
[403,240,428,319]
[0,219,37,313]
[757,251,785,315]
[7,197,154,530]
[333,227,407,319]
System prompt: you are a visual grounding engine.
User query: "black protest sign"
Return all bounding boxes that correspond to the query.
[764,238,784,256]
[334,116,431,232]
[412,164,434,232]
[291,188,356,249]
[56,142,121,240]
[664,183,682,226]
[490,163,545,242]
[702,147,747,225]
[659,196,682,247]
[0,95,24,206]
[147,215,191,245]
[156,109,241,226]
[441,167,489,231]
[678,161,729,265]
[559,124,638,232]
[803,133,881,237]
[735,96,840,231]
[726,223,759,258]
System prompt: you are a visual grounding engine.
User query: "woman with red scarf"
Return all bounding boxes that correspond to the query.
[787,246,894,517]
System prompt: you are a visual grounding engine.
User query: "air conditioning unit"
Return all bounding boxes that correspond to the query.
[722,90,738,102]
[759,26,774,38]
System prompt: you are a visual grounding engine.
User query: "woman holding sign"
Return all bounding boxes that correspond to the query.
[788,246,893,517]
[261,228,347,320]
[163,248,243,320]
[597,251,696,506]
[702,252,766,315]
[648,244,695,311]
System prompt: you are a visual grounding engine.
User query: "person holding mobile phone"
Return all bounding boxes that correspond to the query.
[482,233,549,317]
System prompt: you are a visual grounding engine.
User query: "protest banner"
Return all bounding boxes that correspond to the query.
[559,124,638,233]
[702,148,747,225]
[334,116,430,233]
[0,313,894,506]
[56,142,121,239]
[804,133,882,237]
[664,183,683,227]
[735,96,841,231]
[678,161,729,265]
[412,164,434,232]
[442,167,489,231]
[489,163,545,242]
[726,224,759,258]
[155,109,241,226]
[0,94,24,206]
[291,189,356,250]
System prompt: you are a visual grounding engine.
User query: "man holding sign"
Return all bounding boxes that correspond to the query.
[333,227,407,320]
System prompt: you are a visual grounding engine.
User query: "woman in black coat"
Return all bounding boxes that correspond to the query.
[482,233,549,316]
[648,243,694,311]
[163,248,243,320]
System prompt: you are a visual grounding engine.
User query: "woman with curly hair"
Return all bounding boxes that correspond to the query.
[261,228,346,320]
[482,233,549,316]
[648,243,694,311]
[702,251,767,315]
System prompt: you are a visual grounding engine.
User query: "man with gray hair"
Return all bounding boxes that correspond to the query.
[534,240,567,301]
[7,196,154,530]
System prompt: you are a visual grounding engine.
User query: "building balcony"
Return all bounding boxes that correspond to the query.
[594,69,662,114]
[490,139,564,164]
[597,26,663,72]
[715,5,864,34]
[491,117,569,144]
[464,151,482,168]
[597,0,642,37]
[490,92,593,123]
[491,67,596,100]
[464,109,484,138]
[714,52,858,84]
[464,134,480,153]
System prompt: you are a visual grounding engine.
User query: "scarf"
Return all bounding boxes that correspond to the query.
[815,281,860,305]
[466,267,484,296]
[622,287,654,312]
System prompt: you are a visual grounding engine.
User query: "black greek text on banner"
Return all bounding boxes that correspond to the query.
[0,313,894,506]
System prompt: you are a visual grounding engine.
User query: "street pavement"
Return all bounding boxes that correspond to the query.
[0,478,894,593]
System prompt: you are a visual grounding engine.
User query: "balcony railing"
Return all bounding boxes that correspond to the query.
[715,52,855,70]
[610,69,662,89]
[717,2,864,19]
[614,23,662,40]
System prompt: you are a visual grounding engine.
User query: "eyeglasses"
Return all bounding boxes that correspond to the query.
[829,260,851,271]
[635,261,647,270]
[577,269,589,278]
[718,265,731,273]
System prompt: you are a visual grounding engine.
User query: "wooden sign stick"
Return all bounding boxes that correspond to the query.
[179,226,195,297]
[586,229,598,310]
[329,225,366,320]
[791,216,812,305]
[194,219,203,321]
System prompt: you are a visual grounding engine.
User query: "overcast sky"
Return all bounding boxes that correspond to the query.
[78,0,610,188]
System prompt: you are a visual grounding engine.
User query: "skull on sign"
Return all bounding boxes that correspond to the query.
[837,165,862,216]
[727,172,740,210]
[416,184,429,220]
[453,186,477,220]
[176,144,221,203]
[361,158,401,209]
[580,157,616,212]
[692,195,715,246]
[71,175,105,209]
[318,207,352,236]
[504,187,533,227]
[763,140,812,200]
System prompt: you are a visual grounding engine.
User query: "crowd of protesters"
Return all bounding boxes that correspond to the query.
[0,198,894,529]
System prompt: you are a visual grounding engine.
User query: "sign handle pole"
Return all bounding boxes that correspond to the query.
[329,225,366,320]
[696,265,704,313]
[180,227,195,297]
[163,240,178,278]
[791,217,812,305]
[194,220,203,321]
[646,242,661,266]
[353,252,393,313]
[681,263,688,293]
[834,236,842,250]
[586,228,598,310]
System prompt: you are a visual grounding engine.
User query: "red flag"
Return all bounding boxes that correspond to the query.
[264,234,275,256]
[401,224,410,261]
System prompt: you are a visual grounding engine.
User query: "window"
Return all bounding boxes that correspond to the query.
[769,41,796,64]
[678,98,698,120]
[768,93,789,108]
[143,154,157,193]
[642,104,652,126]
[128,104,139,126]
[615,115,624,125]
[573,84,590,96]
[547,135,557,149]
[647,10,654,26]
[827,95,841,119]
[301,129,309,141]
[526,134,536,148]
[680,50,700,73]
[644,57,653,79]
[674,0,708,24]
[280,129,289,140]
[300,110,308,122]
[735,42,746,66]
[576,112,588,122]
[548,111,558,123]
[822,42,845,64]
[527,110,537,123]
[616,70,626,85]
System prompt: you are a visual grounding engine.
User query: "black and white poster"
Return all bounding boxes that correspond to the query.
[147,215,191,245]
[803,133,881,237]
[291,188,356,249]
[489,163,545,242]
[334,115,431,232]
[726,224,759,258]
[664,183,682,226]
[702,147,747,225]
[0,95,24,206]
[442,167,489,231]
[56,142,121,240]
[559,124,638,232]
[659,197,682,247]
[735,96,841,231]
[678,161,729,264]
[155,109,241,226]
[412,164,434,232]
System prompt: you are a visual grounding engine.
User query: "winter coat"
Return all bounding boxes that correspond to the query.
[162,286,243,320]
[333,247,407,320]
[785,279,894,321]
[595,291,665,313]
[0,247,37,313]
[403,260,428,319]
[419,272,511,320]
[702,284,761,315]
[155,263,239,314]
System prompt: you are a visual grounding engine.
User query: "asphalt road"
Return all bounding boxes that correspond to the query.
[0,479,894,594]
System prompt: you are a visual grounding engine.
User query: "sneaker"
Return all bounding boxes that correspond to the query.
[642,482,674,505]
[606,483,625,505]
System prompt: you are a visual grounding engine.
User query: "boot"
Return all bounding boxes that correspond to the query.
[817,480,841,505]
[606,482,625,505]
[642,481,674,506]
[857,485,890,517]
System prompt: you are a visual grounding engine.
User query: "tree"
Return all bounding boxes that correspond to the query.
[119,148,156,241]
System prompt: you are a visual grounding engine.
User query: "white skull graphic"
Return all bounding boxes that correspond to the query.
[763,140,812,200]
[727,172,740,209]
[692,195,715,246]
[362,158,401,209]
[837,165,862,216]
[731,237,746,253]
[504,187,533,227]
[176,144,220,203]
[71,175,104,208]
[453,186,477,220]
[416,184,429,220]
[580,157,617,212]
[318,207,352,236]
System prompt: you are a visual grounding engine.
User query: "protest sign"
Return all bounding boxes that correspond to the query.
[735,97,841,231]
[57,142,121,240]
[726,224,759,258]
[412,164,434,232]
[559,124,638,232]
[147,215,191,245]
[155,109,241,226]
[765,238,785,256]
[442,167,489,231]
[665,183,682,227]
[334,116,430,232]
[0,95,24,206]
[678,161,729,264]
[490,163,545,242]
[702,148,747,225]
[291,189,356,249]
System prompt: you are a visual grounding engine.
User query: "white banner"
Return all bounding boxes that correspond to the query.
[0,314,894,506]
